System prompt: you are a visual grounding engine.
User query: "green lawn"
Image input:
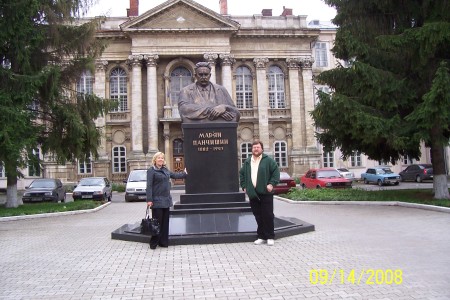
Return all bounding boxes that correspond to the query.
[0,200,105,217]
[282,188,450,208]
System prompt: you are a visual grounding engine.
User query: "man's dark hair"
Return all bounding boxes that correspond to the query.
[252,140,264,150]
[195,61,211,70]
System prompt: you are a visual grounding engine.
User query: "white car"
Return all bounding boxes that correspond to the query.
[336,168,356,181]
[72,177,112,201]
[124,169,147,202]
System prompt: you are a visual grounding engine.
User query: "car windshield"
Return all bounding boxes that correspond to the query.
[338,168,349,172]
[128,171,147,182]
[279,172,291,180]
[79,178,104,186]
[317,170,341,178]
[377,168,393,174]
[29,180,56,188]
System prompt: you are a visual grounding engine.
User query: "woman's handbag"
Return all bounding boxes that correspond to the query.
[140,206,160,236]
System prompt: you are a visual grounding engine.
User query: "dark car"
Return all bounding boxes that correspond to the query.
[273,172,297,195]
[300,168,352,189]
[399,164,433,183]
[72,177,113,201]
[22,178,66,203]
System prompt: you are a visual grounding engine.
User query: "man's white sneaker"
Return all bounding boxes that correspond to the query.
[254,239,266,245]
[267,239,274,246]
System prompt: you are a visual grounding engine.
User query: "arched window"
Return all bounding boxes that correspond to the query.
[77,70,94,97]
[240,142,252,166]
[170,67,192,105]
[112,146,126,173]
[235,66,253,109]
[110,68,128,112]
[268,66,285,109]
[173,139,184,155]
[274,141,287,167]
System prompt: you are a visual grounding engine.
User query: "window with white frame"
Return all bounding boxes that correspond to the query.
[110,68,128,112]
[314,85,331,107]
[170,67,192,105]
[0,162,5,177]
[78,155,92,174]
[350,151,362,167]
[112,146,126,173]
[235,66,253,109]
[315,42,328,67]
[268,66,285,109]
[323,150,334,167]
[28,149,41,177]
[403,155,413,165]
[240,142,252,166]
[76,70,94,97]
[274,141,288,167]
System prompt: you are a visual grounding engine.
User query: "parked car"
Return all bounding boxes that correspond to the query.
[273,172,297,195]
[336,167,356,181]
[300,168,352,189]
[72,177,112,201]
[22,178,66,203]
[124,169,148,202]
[361,166,400,186]
[399,164,433,183]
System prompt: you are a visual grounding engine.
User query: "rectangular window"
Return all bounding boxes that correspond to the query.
[78,156,92,174]
[0,162,5,177]
[274,141,288,167]
[351,151,362,167]
[28,149,41,177]
[315,42,328,67]
[240,143,252,166]
[112,146,126,173]
[323,151,334,167]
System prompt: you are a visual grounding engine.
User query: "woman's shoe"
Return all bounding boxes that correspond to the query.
[150,244,157,250]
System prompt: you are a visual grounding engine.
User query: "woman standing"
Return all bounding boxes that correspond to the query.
[146,152,187,249]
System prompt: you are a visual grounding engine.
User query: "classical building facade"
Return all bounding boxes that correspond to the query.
[1,0,446,189]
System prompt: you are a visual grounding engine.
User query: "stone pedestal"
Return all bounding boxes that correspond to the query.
[179,122,246,211]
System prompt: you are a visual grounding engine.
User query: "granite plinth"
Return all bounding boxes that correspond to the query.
[111,211,314,245]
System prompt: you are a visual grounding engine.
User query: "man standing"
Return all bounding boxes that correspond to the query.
[239,140,280,246]
[178,62,240,123]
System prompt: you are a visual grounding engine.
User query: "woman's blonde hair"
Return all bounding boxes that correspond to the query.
[152,152,165,166]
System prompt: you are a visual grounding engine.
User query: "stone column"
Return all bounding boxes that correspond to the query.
[286,57,302,152]
[163,128,171,169]
[144,54,159,156]
[219,53,235,94]
[94,60,108,160]
[129,54,144,157]
[300,57,316,149]
[203,53,218,83]
[253,57,270,150]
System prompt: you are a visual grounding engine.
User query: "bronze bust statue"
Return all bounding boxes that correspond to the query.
[178,62,240,123]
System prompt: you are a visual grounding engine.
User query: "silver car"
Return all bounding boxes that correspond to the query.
[336,168,356,181]
[72,177,112,201]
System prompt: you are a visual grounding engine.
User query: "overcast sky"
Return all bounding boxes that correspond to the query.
[85,0,336,22]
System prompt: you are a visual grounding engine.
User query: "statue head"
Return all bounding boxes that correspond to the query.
[194,62,212,87]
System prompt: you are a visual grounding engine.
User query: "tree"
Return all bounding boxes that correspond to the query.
[312,0,450,199]
[0,0,112,207]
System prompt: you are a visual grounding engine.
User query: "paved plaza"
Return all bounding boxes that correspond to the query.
[0,191,449,299]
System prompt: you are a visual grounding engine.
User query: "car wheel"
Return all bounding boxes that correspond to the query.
[394,182,399,185]
[301,184,306,189]
[316,185,321,189]
[364,178,369,184]
[62,193,66,203]
[416,176,422,183]
[377,179,383,186]
[107,193,112,202]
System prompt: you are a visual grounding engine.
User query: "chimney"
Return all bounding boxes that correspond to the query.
[219,0,228,15]
[281,6,293,16]
[261,9,272,16]
[127,0,139,17]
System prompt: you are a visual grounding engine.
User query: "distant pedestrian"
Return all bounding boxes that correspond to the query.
[239,140,280,246]
[146,152,187,250]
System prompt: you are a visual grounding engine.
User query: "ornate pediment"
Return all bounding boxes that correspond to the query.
[120,0,239,33]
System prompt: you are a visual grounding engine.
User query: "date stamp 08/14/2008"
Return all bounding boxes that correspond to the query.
[309,269,403,285]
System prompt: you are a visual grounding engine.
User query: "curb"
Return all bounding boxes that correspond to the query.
[275,196,450,213]
[0,201,112,222]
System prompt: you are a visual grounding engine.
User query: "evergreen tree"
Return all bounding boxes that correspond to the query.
[0,0,112,207]
[313,0,450,199]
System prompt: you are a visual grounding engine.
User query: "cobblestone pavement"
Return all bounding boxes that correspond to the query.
[0,191,449,299]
